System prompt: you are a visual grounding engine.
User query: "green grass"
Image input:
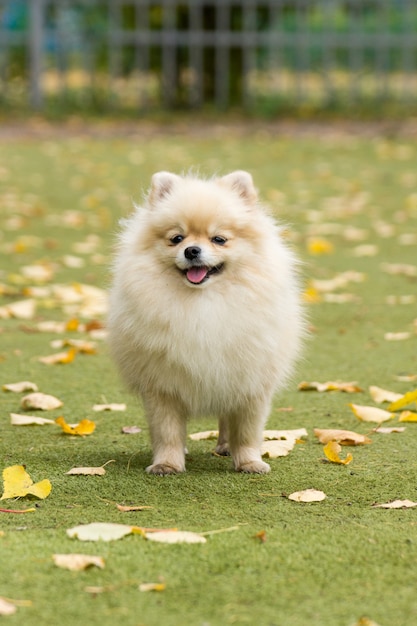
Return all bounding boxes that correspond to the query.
[1,123,417,626]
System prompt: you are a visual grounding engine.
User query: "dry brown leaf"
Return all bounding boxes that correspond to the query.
[0,597,17,616]
[372,499,417,509]
[5,299,36,320]
[66,461,115,476]
[263,428,308,441]
[189,430,219,441]
[384,332,412,341]
[288,489,327,503]
[3,381,38,393]
[53,554,105,571]
[314,429,371,446]
[21,392,63,411]
[261,439,297,458]
[67,522,137,542]
[121,426,142,435]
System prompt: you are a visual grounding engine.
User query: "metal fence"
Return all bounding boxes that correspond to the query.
[1,0,417,113]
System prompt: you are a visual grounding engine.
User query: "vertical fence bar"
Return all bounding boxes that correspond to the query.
[215,0,229,108]
[188,0,203,107]
[29,0,44,109]
[161,1,177,107]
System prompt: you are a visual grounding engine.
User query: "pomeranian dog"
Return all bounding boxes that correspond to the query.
[108,171,303,475]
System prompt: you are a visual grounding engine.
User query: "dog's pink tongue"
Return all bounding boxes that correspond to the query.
[186,267,208,284]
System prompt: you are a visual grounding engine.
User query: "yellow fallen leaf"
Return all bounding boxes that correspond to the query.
[21,263,54,282]
[38,348,77,365]
[55,416,96,436]
[3,381,38,393]
[53,554,105,571]
[0,465,52,500]
[50,339,96,353]
[398,411,417,423]
[314,429,371,446]
[67,522,136,542]
[298,380,362,393]
[307,238,334,255]
[388,389,417,411]
[139,582,166,592]
[145,530,206,544]
[372,500,417,509]
[21,392,63,411]
[10,413,55,426]
[369,386,403,404]
[66,460,115,475]
[288,489,327,503]
[349,403,395,423]
[323,442,353,465]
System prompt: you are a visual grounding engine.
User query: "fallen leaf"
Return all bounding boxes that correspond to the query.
[254,530,267,542]
[349,403,395,423]
[381,262,417,277]
[0,465,52,500]
[298,380,362,393]
[372,500,417,509]
[369,386,403,404]
[0,597,16,616]
[3,381,38,393]
[307,238,334,255]
[66,461,115,476]
[263,428,308,441]
[121,426,142,435]
[53,554,105,571]
[261,439,300,458]
[288,489,327,503]
[50,339,96,353]
[38,348,77,365]
[384,332,412,341]
[6,299,36,320]
[67,522,136,542]
[138,581,165,592]
[189,430,219,441]
[352,617,383,626]
[0,506,36,513]
[314,429,371,445]
[145,530,207,544]
[398,411,417,422]
[21,392,63,411]
[55,416,96,436]
[116,504,154,512]
[10,413,55,426]
[92,403,126,412]
[323,441,353,465]
[395,374,417,382]
[374,426,406,434]
[388,389,417,411]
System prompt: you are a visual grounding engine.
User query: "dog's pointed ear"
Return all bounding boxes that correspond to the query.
[218,171,257,204]
[149,172,180,205]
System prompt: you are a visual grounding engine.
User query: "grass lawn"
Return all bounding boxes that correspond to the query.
[1,121,417,626]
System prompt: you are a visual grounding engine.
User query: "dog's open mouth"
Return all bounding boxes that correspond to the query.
[182,264,224,285]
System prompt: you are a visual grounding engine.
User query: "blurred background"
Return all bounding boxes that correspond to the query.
[1,0,417,119]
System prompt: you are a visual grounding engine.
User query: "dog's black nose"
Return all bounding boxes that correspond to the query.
[184,246,201,260]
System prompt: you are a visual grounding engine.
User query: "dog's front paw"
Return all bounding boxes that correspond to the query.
[236,460,270,474]
[146,463,184,476]
[214,442,230,456]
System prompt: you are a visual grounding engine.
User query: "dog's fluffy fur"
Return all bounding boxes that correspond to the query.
[108,171,303,475]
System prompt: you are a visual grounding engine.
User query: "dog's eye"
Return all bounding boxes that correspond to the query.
[211,236,227,245]
[170,234,185,245]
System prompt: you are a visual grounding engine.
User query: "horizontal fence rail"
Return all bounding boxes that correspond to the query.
[0,0,416,113]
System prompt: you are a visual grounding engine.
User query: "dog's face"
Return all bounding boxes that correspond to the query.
[141,171,262,288]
